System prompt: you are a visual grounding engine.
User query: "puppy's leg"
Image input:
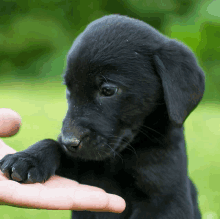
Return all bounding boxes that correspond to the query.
[71,211,123,219]
[129,198,195,219]
[0,139,62,183]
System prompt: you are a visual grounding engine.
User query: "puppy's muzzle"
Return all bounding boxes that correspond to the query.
[62,135,80,149]
[60,126,90,152]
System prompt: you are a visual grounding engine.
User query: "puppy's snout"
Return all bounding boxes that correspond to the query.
[61,134,86,152]
[61,127,90,152]
[62,136,80,149]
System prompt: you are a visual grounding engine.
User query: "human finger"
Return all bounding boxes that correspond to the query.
[0,180,126,213]
[0,108,22,137]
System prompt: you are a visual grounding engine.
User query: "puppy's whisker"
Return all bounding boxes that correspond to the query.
[138,128,164,145]
[121,139,138,158]
[137,128,151,139]
[104,142,116,157]
[108,134,138,158]
[106,143,124,163]
[140,125,165,137]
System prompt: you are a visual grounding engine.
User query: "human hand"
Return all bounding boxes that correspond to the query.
[0,108,126,213]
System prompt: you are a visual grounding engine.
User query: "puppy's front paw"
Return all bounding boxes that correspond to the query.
[0,152,50,183]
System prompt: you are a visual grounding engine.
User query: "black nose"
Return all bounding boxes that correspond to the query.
[60,127,90,152]
[60,125,90,152]
[61,135,81,152]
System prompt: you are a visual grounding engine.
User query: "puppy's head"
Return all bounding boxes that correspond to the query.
[59,15,205,161]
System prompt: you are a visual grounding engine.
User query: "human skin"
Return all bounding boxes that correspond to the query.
[0,108,126,212]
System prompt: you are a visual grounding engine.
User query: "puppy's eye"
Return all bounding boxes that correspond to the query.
[100,84,118,97]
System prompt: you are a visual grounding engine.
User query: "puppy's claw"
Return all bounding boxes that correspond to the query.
[27,172,34,183]
[11,168,22,181]
[0,161,10,173]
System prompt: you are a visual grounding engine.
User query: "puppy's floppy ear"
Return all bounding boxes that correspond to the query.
[153,40,205,127]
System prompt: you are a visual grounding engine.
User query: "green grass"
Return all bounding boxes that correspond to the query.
[185,103,220,219]
[1,82,220,219]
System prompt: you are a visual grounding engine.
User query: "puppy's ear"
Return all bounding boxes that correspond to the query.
[154,40,205,126]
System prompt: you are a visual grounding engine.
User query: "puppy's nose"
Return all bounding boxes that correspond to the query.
[62,136,81,152]
[60,128,90,152]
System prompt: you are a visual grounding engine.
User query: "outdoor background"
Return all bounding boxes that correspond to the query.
[0,0,220,218]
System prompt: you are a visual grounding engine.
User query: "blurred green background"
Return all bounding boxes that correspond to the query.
[0,0,220,218]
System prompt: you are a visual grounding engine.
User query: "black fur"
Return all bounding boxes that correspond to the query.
[0,15,205,218]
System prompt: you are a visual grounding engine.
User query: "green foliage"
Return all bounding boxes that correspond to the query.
[0,0,208,79]
[1,0,219,101]
[198,22,220,101]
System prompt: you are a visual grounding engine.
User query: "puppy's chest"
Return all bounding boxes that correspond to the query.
[59,157,149,199]
[75,162,146,199]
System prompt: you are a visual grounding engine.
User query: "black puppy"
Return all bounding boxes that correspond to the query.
[0,15,205,218]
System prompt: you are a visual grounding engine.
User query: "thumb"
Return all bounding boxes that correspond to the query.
[0,108,22,137]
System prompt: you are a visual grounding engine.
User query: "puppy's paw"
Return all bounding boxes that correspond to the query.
[0,152,50,183]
